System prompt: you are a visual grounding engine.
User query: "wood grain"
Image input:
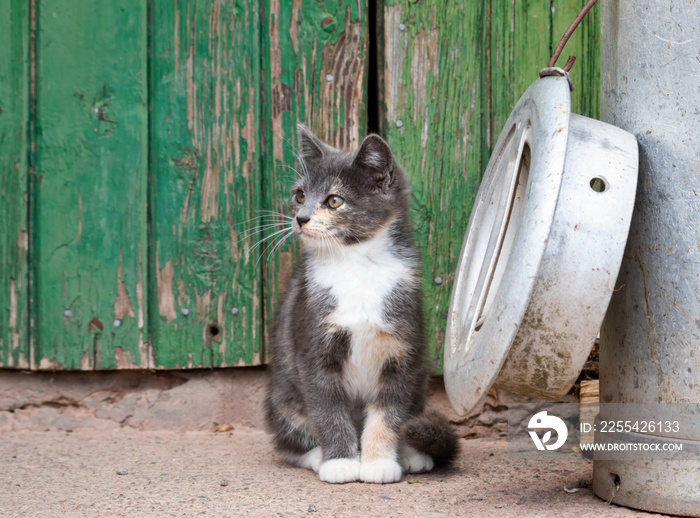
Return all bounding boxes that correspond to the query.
[150,0,262,368]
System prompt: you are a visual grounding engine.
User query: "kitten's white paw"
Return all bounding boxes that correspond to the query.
[282,446,323,473]
[360,458,403,484]
[300,447,323,473]
[318,458,361,484]
[400,445,434,474]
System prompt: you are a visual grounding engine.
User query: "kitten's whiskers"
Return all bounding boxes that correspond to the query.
[249,226,294,258]
[255,228,294,268]
[327,231,346,261]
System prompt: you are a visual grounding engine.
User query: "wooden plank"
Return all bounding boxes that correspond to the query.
[33,0,149,369]
[381,0,488,370]
[0,0,30,368]
[150,0,262,368]
[260,0,368,349]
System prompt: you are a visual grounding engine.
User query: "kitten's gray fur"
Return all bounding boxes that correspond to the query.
[265,125,457,484]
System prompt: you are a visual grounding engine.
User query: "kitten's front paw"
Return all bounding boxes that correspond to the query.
[318,458,361,484]
[400,448,434,474]
[360,458,403,484]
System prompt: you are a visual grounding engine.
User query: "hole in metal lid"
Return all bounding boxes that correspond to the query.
[590,177,607,193]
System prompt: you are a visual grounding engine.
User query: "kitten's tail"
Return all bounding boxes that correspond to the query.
[401,410,459,468]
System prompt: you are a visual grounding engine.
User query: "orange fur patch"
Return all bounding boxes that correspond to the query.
[361,406,398,462]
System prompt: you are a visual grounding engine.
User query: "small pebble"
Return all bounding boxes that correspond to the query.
[220,479,228,487]
[116,468,128,476]
[578,478,589,488]
[308,504,318,512]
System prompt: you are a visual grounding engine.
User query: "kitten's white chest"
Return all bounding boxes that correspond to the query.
[308,232,408,331]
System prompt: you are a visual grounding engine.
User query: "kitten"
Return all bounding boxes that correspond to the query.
[264,125,457,484]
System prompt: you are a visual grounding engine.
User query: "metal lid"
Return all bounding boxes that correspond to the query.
[444,74,638,415]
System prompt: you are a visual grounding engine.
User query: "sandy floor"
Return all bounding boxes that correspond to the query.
[0,428,669,518]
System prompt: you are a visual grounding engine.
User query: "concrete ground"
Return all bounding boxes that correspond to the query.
[0,369,670,517]
[0,427,669,517]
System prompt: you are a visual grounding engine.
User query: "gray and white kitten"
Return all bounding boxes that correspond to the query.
[265,125,457,484]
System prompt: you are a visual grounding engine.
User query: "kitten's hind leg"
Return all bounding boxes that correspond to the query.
[265,398,321,472]
[399,442,434,474]
[400,410,459,469]
[282,446,323,473]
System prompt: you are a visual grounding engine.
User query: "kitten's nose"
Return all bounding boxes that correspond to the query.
[296,215,310,227]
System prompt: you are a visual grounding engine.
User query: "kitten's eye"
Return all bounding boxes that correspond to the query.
[326,196,344,209]
[295,190,306,204]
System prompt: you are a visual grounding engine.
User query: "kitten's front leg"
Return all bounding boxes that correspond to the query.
[306,331,361,484]
[359,405,403,484]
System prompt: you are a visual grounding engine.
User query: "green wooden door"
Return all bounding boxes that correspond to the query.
[0,0,598,371]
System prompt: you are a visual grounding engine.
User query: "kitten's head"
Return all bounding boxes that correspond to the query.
[290,124,410,251]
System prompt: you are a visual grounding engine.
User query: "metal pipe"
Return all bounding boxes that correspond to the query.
[594,1,700,514]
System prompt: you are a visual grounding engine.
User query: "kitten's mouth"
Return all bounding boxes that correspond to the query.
[297,228,318,240]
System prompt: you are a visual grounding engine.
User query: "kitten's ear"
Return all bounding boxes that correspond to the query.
[353,134,395,191]
[297,123,324,161]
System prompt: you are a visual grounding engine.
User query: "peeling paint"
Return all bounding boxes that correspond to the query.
[148,0,265,368]
[80,349,92,370]
[9,279,17,329]
[195,290,211,323]
[158,258,177,323]
[38,358,63,370]
[114,252,136,320]
[114,346,134,369]
[200,155,219,223]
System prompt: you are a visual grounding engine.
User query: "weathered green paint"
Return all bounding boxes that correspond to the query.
[0,0,30,368]
[33,0,149,369]
[260,0,368,346]
[0,0,599,371]
[382,0,600,369]
[150,0,262,368]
